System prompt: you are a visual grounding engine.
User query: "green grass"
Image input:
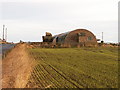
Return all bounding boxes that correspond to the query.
[26,47,118,88]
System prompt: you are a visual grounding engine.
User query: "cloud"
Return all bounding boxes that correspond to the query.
[1,0,118,21]
[0,0,118,43]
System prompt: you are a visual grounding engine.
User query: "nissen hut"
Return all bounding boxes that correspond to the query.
[42,29,98,47]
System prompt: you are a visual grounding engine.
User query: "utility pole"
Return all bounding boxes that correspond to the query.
[102,32,103,41]
[101,32,104,44]
[3,25,5,40]
[5,28,7,42]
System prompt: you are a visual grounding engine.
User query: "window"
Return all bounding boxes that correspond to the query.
[88,36,92,40]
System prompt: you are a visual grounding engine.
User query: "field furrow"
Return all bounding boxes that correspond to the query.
[26,47,118,88]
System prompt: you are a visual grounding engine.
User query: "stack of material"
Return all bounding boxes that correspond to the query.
[46,32,52,36]
[42,32,53,42]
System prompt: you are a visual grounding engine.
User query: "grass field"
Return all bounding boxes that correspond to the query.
[26,47,118,88]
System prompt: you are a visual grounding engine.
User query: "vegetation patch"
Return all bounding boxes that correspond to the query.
[26,47,118,88]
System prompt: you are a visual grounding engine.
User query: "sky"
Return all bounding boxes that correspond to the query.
[0,0,119,43]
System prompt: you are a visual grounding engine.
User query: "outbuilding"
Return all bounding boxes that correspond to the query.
[42,29,98,47]
[52,29,97,47]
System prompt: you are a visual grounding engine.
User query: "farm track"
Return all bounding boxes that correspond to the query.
[2,44,35,88]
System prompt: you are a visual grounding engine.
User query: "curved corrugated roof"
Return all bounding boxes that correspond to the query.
[53,31,70,38]
[52,29,97,46]
[52,31,70,43]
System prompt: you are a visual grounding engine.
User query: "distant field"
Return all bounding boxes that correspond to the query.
[0,44,15,58]
[26,47,118,88]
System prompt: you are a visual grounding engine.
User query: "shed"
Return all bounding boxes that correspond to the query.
[52,29,97,47]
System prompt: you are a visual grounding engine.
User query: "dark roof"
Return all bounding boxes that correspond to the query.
[53,32,70,43]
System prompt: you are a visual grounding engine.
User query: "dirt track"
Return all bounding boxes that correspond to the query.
[2,44,35,88]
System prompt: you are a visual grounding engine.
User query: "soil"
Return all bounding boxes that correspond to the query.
[2,43,35,88]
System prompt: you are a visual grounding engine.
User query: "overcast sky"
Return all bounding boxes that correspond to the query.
[0,0,119,43]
